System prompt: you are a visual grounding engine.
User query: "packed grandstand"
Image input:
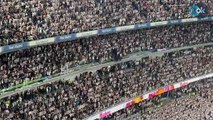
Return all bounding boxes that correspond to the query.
[0,0,213,120]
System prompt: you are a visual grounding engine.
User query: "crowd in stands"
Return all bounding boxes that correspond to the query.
[0,1,213,120]
[0,45,212,119]
[109,78,213,120]
[0,22,212,90]
[0,0,213,45]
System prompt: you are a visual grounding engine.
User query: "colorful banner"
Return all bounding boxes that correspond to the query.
[125,100,134,108]
[156,88,165,95]
[99,111,111,119]
[133,97,143,103]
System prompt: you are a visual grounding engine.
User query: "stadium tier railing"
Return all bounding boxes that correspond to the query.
[0,17,213,55]
[0,42,212,98]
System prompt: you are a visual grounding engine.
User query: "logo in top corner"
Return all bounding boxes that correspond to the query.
[189,2,208,17]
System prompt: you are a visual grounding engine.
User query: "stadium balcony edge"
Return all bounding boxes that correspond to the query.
[0,16,213,55]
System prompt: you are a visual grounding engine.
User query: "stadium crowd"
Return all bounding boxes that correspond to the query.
[0,0,213,45]
[0,1,213,120]
[0,45,212,119]
[0,22,212,90]
[108,78,213,120]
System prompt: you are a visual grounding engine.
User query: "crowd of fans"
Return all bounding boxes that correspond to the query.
[109,78,213,120]
[0,1,213,120]
[0,0,213,45]
[0,22,212,90]
[0,45,212,119]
